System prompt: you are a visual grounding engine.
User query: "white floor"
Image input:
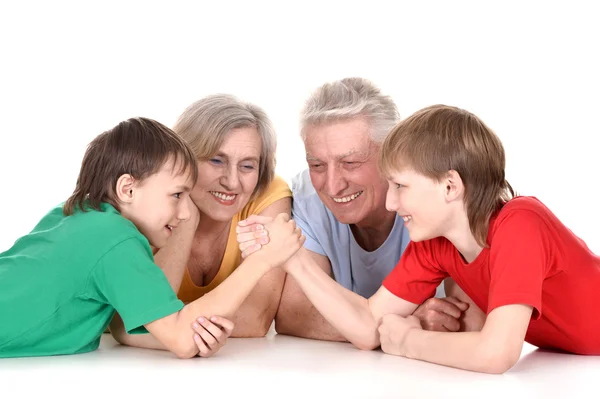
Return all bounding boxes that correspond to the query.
[2,330,598,399]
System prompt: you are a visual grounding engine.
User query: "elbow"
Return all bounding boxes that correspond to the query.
[353,339,379,351]
[351,325,380,351]
[478,348,520,374]
[172,337,198,359]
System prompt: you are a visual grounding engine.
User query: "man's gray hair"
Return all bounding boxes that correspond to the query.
[300,77,400,144]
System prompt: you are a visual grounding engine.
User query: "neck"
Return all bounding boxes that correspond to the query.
[444,211,483,263]
[350,209,397,252]
[196,213,231,239]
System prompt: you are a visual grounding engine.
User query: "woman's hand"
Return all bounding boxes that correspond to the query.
[191,316,234,358]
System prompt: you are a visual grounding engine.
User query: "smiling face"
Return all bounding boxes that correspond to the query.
[118,159,194,249]
[385,168,456,242]
[190,126,261,223]
[304,117,390,226]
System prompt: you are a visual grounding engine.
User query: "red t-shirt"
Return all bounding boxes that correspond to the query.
[383,196,600,354]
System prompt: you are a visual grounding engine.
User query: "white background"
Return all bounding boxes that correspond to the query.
[1,0,599,254]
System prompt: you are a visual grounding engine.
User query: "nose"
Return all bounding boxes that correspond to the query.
[220,164,240,191]
[324,165,348,196]
[385,185,398,212]
[178,197,192,221]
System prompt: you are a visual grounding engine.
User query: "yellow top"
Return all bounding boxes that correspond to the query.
[177,176,292,302]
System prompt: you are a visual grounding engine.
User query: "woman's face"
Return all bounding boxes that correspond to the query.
[190,126,262,223]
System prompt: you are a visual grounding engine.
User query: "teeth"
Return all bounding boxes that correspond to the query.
[166,225,173,231]
[332,191,363,203]
[402,216,412,222]
[210,191,236,201]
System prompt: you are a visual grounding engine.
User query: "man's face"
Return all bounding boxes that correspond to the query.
[304,117,389,226]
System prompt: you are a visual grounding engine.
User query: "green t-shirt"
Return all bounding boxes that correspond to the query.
[0,202,184,358]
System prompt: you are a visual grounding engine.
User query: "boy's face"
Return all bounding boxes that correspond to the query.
[120,160,194,249]
[385,168,452,242]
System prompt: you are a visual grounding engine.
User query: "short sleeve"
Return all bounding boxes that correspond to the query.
[382,240,448,304]
[89,237,184,333]
[243,176,292,217]
[487,210,548,319]
[291,196,326,256]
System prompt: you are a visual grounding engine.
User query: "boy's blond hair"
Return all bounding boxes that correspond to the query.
[379,104,515,247]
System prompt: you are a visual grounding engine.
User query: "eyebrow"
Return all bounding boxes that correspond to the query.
[306,150,369,162]
[174,185,192,192]
[215,152,260,163]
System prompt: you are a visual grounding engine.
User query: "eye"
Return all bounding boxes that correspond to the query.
[240,164,256,172]
[209,158,223,165]
[309,163,324,171]
[343,161,361,170]
[173,192,182,199]
[396,183,404,189]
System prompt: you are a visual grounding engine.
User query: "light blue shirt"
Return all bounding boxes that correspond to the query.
[291,169,414,298]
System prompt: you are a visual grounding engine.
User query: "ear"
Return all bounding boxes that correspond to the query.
[443,170,464,202]
[115,174,136,204]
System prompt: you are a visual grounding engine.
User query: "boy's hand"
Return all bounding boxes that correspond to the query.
[378,314,422,358]
[236,215,272,258]
[191,316,234,358]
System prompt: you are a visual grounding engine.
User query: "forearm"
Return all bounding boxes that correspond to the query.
[287,256,379,350]
[154,226,196,293]
[275,275,346,342]
[404,329,510,374]
[229,268,286,338]
[177,256,273,330]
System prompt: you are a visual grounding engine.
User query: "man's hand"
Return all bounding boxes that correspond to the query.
[191,316,234,358]
[412,297,469,332]
[378,314,422,357]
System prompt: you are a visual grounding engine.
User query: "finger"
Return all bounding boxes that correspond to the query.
[240,240,261,252]
[209,316,235,336]
[426,298,463,318]
[241,243,262,258]
[443,296,470,311]
[235,223,265,234]
[192,318,218,347]
[238,215,273,227]
[193,333,210,356]
[197,317,223,344]
[236,229,268,243]
[433,314,460,332]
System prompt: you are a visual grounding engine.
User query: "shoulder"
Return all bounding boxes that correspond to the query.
[239,175,292,218]
[291,169,325,212]
[493,196,554,229]
[68,202,145,244]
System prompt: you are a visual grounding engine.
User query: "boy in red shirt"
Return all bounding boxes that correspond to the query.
[238,104,600,373]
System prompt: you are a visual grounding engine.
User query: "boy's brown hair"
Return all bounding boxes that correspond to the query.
[379,104,515,247]
[63,117,198,216]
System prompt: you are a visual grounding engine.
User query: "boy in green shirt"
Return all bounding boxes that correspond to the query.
[0,117,305,358]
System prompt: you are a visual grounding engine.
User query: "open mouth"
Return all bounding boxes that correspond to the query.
[210,191,237,202]
[331,191,363,203]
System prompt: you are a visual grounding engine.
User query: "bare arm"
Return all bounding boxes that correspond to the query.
[284,249,418,350]
[380,304,532,374]
[154,196,200,292]
[111,213,304,358]
[274,249,346,342]
[229,197,290,338]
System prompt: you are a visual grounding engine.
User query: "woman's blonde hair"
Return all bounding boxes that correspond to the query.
[173,94,276,199]
[379,104,515,247]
